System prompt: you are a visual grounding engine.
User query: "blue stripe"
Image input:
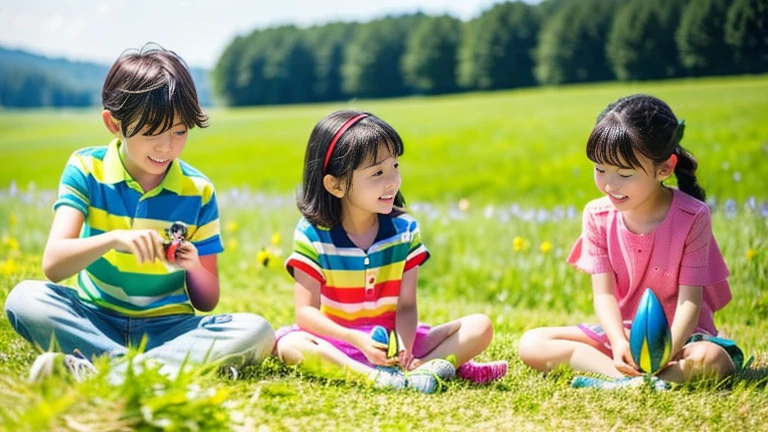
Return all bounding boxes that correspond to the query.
[77,146,108,159]
[195,235,224,256]
[179,161,210,182]
[86,181,141,218]
[198,192,219,225]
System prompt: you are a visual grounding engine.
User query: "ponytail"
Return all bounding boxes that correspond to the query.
[674,146,706,202]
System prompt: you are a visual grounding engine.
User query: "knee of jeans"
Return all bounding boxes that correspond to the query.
[4,280,48,320]
[236,314,276,351]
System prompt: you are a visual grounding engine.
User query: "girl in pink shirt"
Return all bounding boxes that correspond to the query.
[518,94,744,390]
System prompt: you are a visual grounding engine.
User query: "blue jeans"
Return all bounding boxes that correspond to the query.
[4,280,275,378]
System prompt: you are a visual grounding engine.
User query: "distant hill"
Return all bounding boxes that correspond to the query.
[0,46,212,108]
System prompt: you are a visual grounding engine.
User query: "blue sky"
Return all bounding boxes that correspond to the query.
[0,0,508,69]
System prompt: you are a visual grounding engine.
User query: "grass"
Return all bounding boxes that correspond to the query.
[0,75,767,430]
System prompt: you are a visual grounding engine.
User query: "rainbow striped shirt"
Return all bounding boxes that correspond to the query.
[54,139,223,317]
[285,213,429,329]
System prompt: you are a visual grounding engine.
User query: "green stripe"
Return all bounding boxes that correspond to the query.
[87,257,185,297]
[295,240,320,263]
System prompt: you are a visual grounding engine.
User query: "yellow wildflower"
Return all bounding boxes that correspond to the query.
[271,232,282,246]
[746,248,756,261]
[0,259,17,276]
[209,387,230,405]
[4,235,19,252]
[540,241,553,254]
[256,249,271,267]
[513,236,525,252]
[226,238,239,251]
[226,221,239,234]
[9,213,17,228]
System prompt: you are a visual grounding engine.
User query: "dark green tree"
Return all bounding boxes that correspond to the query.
[607,0,689,80]
[725,0,768,72]
[401,15,462,94]
[458,1,539,90]
[535,0,619,85]
[214,26,314,106]
[677,0,733,75]
[342,15,426,98]
[211,36,249,106]
[304,22,357,101]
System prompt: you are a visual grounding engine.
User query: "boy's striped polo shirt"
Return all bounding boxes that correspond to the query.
[54,138,223,317]
[285,212,429,330]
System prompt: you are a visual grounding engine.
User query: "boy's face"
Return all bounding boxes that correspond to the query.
[103,111,188,185]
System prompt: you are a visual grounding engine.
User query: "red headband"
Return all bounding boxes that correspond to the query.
[323,114,368,172]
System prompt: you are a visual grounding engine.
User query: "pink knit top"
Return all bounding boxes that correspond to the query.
[567,188,732,335]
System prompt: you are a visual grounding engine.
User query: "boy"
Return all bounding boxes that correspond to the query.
[3,43,274,381]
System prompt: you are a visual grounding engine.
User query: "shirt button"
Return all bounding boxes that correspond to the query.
[364,257,369,266]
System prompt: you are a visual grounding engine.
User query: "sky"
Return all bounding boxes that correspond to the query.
[0,0,508,69]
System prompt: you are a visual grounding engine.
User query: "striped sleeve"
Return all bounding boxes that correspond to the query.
[53,152,90,216]
[404,217,430,271]
[189,187,223,256]
[285,219,325,282]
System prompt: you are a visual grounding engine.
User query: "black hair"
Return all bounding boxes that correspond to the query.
[298,110,406,227]
[586,94,706,202]
[102,42,208,137]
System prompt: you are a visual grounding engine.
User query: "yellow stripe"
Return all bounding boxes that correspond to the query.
[179,174,215,201]
[88,208,133,231]
[325,262,404,288]
[81,153,108,183]
[190,219,220,243]
[102,250,183,275]
[640,339,652,373]
[321,303,397,321]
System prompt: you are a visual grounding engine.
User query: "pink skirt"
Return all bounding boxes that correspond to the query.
[275,323,433,368]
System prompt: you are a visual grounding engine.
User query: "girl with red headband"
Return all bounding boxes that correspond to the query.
[274,110,507,393]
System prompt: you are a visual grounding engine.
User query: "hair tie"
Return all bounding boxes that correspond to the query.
[676,119,686,143]
[323,114,368,173]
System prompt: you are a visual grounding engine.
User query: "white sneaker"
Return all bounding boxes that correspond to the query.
[29,351,97,382]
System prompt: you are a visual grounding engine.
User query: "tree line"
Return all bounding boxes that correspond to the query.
[213,0,768,106]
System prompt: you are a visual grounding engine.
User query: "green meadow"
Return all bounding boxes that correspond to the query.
[0,75,767,430]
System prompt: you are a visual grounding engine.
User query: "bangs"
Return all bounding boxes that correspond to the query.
[342,120,405,170]
[586,118,643,170]
[126,81,205,137]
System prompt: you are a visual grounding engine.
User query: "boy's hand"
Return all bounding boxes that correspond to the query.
[350,330,398,367]
[112,229,165,264]
[172,241,201,271]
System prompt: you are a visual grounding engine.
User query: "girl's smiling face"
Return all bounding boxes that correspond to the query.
[343,145,401,218]
[593,152,675,214]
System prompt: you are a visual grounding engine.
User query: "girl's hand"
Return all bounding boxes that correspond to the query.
[173,241,201,271]
[612,339,642,376]
[349,331,398,367]
[112,229,165,264]
[398,349,418,371]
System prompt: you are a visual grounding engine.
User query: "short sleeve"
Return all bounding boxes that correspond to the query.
[404,217,430,272]
[285,219,325,283]
[190,187,224,256]
[53,153,90,216]
[679,207,729,287]
[567,205,612,274]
